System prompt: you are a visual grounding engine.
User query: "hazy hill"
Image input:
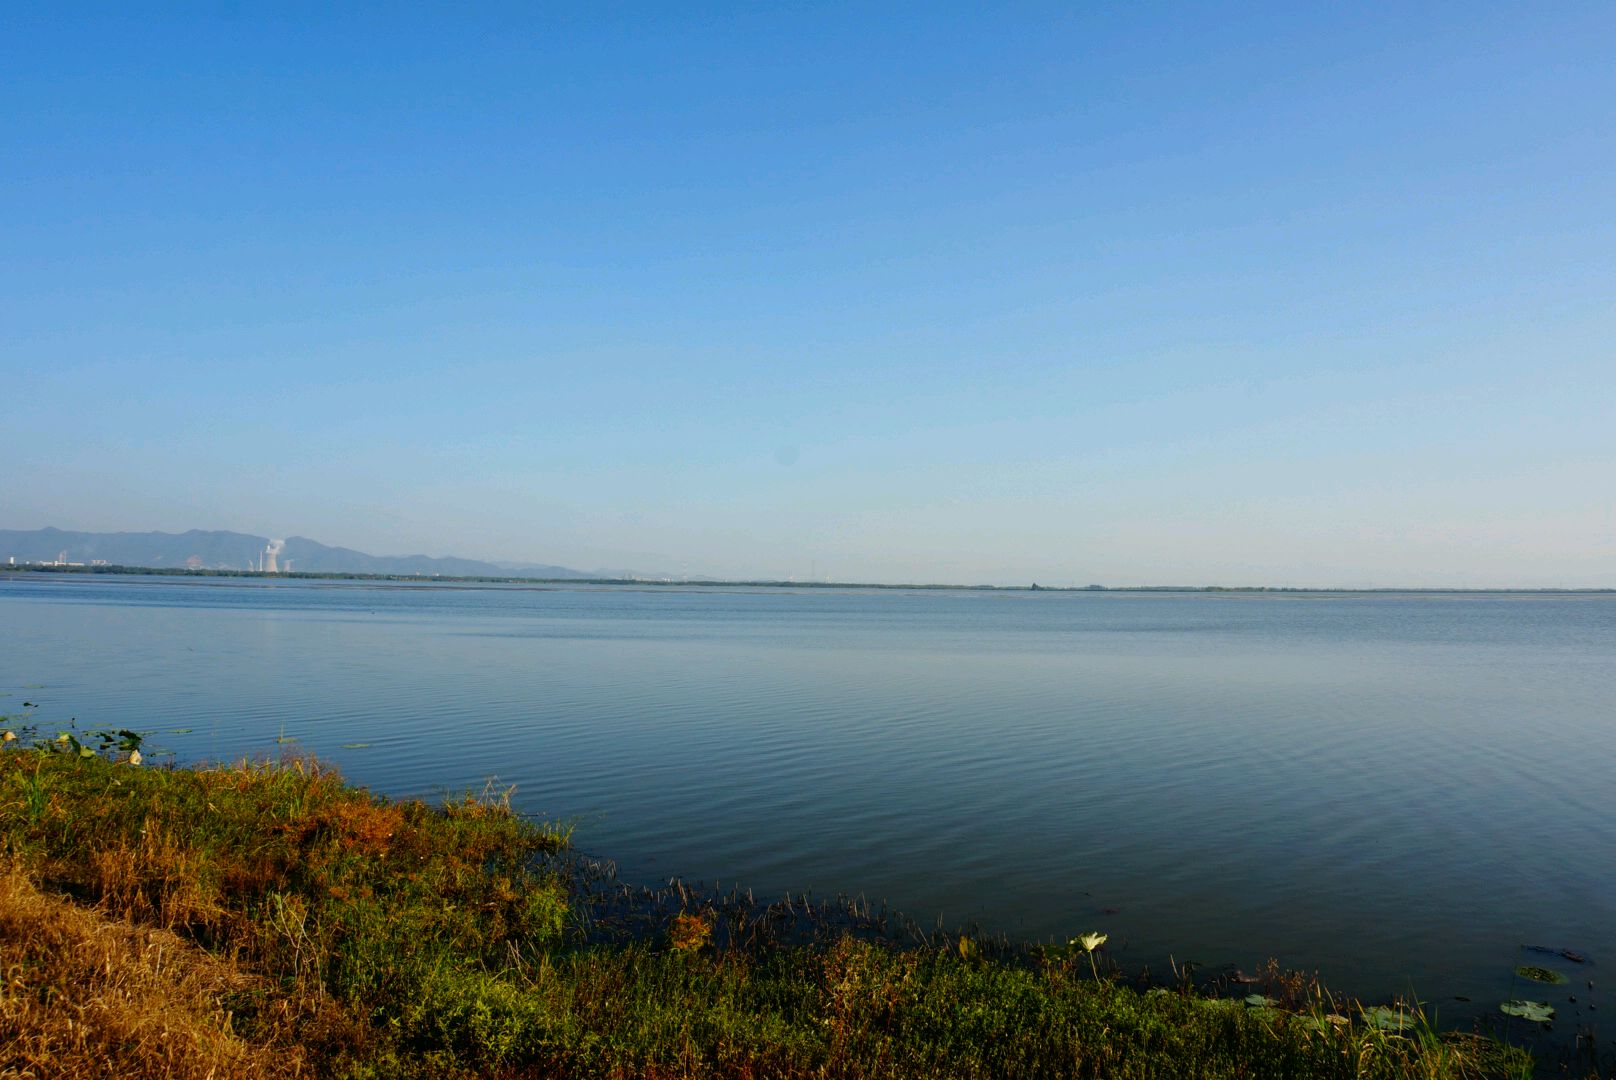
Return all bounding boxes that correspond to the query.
[0,527,594,579]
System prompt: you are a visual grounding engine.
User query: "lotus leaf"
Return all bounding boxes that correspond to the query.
[1500,1000,1554,1022]
[1363,1006,1412,1032]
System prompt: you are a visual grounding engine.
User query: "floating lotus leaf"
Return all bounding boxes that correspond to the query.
[1500,1000,1554,1022]
[341,742,372,749]
[1515,966,1568,985]
[1363,1006,1413,1032]
[1244,994,1276,1008]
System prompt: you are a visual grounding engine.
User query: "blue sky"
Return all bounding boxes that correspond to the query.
[4,4,1612,584]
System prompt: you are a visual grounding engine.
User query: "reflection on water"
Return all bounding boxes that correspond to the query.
[3,574,1614,1030]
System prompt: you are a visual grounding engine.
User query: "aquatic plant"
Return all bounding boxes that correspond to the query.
[1362,1004,1414,1033]
[0,713,145,764]
[1500,1000,1555,1022]
[1071,930,1108,981]
[1514,965,1568,985]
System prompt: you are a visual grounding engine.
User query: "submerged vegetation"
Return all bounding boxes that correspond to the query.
[1514,966,1569,986]
[0,729,1546,1079]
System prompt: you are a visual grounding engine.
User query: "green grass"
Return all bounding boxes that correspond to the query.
[0,745,1537,1079]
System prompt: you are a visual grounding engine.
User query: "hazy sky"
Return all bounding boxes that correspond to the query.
[4,5,1613,585]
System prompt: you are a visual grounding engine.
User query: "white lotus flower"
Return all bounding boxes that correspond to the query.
[1070,931,1109,981]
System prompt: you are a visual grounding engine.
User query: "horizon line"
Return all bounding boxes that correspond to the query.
[4,563,1613,595]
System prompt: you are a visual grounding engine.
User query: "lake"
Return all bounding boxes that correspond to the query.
[3,573,1612,1036]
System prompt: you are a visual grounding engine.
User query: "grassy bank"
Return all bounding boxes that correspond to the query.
[0,742,1535,1079]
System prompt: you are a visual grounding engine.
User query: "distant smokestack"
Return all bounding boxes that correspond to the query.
[264,539,285,573]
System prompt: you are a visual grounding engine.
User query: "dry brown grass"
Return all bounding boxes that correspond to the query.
[84,821,225,934]
[0,867,299,1080]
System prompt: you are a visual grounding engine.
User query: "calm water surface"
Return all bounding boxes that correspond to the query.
[4,574,1613,1031]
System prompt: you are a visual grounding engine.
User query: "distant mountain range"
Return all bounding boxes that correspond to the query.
[0,527,622,579]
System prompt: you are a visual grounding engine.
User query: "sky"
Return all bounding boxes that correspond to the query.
[3,4,1613,586]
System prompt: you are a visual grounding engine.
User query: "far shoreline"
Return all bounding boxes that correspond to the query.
[4,562,1613,595]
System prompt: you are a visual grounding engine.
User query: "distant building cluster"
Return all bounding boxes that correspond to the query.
[4,541,288,573]
[3,551,109,568]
